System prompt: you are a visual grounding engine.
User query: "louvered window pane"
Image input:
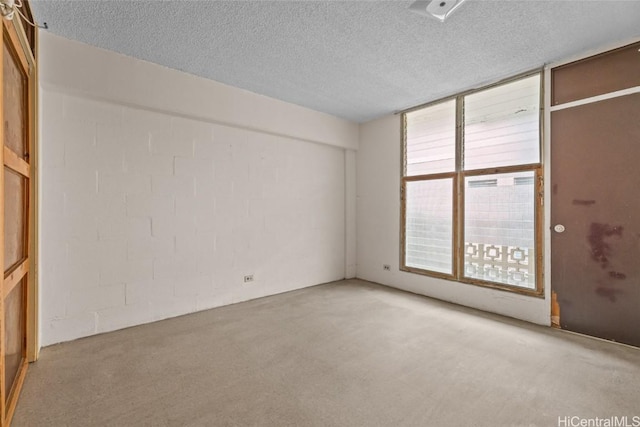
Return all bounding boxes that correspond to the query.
[405,100,456,176]
[405,179,453,274]
[463,171,536,289]
[463,74,540,170]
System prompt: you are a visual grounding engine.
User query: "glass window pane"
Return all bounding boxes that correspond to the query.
[3,42,28,159]
[4,167,26,272]
[405,179,453,274]
[464,74,540,170]
[464,171,536,288]
[405,100,456,176]
[4,279,25,401]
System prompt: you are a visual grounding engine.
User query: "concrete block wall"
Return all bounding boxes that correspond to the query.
[38,33,358,346]
[40,90,347,346]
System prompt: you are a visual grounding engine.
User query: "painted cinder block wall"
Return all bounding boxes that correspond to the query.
[39,33,358,346]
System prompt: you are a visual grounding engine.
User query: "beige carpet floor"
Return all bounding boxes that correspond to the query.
[13,279,640,426]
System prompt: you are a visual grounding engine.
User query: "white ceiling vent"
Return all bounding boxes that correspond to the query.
[409,0,467,22]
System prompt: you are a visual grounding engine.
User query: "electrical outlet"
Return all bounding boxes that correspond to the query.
[383,264,391,271]
[243,275,254,283]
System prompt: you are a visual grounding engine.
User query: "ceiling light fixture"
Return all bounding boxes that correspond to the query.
[409,0,468,22]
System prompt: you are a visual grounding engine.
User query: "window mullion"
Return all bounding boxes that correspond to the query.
[453,96,464,279]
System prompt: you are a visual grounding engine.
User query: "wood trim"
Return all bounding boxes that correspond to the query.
[535,168,544,296]
[11,17,35,71]
[453,172,462,278]
[549,86,640,112]
[4,359,28,426]
[403,171,456,182]
[17,0,36,56]
[461,163,541,177]
[399,178,406,271]
[399,115,406,271]
[401,113,407,177]
[4,259,28,298]
[26,23,39,362]
[4,22,29,76]
[3,147,30,177]
[536,72,546,298]
[453,96,463,278]
[399,265,456,281]
[399,270,545,297]
[459,276,544,298]
[0,20,7,422]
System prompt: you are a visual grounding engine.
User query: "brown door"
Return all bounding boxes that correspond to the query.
[1,15,35,424]
[551,43,640,347]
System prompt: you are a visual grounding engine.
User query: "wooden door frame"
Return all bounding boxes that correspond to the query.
[1,9,38,426]
[25,16,39,366]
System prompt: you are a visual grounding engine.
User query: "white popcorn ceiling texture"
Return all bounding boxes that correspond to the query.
[31,0,640,123]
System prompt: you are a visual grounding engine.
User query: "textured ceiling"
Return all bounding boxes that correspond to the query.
[30,0,640,123]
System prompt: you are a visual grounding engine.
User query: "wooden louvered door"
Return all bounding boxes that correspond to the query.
[1,13,36,425]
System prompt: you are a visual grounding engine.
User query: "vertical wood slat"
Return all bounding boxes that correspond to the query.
[454,96,463,279]
[26,18,38,363]
[535,168,544,295]
[0,19,7,424]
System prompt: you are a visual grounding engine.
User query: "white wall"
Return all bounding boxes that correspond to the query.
[357,114,551,326]
[39,33,357,346]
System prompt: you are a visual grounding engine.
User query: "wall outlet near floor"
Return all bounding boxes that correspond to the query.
[243,275,254,283]
[383,264,391,271]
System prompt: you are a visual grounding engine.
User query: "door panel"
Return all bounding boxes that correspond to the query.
[551,93,640,346]
[3,281,23,402]
[2,13,35,424]
[2,42,27,158]
[552,41,640,105]
[3,168,25,272]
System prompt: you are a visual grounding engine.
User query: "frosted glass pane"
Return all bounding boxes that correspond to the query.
[464,74,540,170]
[405,179,453,274]
[464,171,536,289]
[405,100,456,176]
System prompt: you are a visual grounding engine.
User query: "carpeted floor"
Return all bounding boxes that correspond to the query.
[13,279,640,426]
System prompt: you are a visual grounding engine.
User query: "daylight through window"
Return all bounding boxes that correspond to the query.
[401,72,543,295]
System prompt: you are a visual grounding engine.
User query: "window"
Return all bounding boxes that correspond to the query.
[401,73,543,296]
